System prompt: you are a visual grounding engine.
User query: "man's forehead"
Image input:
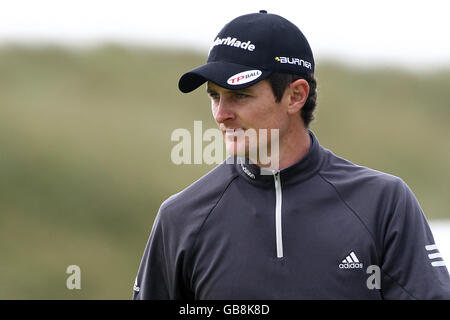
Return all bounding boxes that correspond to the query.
[206,80,266,93]
[206,81,227,92]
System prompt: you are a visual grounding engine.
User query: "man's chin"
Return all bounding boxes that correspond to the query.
[226,143,258,162]
[225,142,276,167]
[226,142,245,156]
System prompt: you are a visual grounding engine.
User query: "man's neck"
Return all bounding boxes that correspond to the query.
[256,127,311,171]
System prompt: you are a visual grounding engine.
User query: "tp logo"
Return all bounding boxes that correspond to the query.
[66,265,81,290]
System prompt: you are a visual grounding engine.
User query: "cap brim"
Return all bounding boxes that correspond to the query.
[178,61,272,93]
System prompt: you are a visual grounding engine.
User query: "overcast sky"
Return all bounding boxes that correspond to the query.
[1,0,450,70]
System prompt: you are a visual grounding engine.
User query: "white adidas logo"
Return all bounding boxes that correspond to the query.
[339,251,363,269]
[425,244,446,267]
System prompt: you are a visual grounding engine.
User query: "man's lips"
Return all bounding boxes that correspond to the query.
[220,125,246,133]
[224,128,245,132]
[223,128,246,138]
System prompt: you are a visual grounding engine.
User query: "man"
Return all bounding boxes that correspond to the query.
[133,11,450,299]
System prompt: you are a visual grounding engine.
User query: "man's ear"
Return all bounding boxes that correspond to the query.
[287,79,309,115]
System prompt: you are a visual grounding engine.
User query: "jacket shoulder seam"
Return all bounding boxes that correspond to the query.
[380,269,419,299]
[187,173,240,288]
[318,172,378,246]
[318,172,419,300]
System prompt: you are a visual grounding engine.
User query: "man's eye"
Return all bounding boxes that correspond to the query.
[235,93,248,99]
[209,94,219,100]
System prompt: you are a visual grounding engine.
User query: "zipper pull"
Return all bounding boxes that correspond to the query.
[273,170,280,187]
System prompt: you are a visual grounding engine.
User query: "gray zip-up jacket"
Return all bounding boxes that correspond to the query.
[133,130,450,299]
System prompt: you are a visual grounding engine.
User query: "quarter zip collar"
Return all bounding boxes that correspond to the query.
[236,129,325,187]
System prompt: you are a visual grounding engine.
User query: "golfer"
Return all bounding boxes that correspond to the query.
[133,10,450,299]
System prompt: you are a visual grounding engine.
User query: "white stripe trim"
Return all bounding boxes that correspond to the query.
[346,256,353,263]
[133,277,140,292]
[350,252,359,263]
[428,253,442,260]
[273,172,283,258]
[425,244,438,251]
[431,261,446,267]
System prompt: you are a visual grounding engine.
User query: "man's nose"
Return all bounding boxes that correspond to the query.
[213,97,235,123]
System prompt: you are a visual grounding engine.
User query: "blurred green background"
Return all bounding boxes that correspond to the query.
[0,44,449,299]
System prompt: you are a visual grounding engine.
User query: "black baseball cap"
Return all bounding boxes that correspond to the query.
[178,10,315,93]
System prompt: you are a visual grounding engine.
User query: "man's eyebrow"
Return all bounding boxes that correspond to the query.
[206,87,252,95]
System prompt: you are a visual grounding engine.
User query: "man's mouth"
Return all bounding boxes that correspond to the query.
[224,128,246,137]
[225,128,245,132]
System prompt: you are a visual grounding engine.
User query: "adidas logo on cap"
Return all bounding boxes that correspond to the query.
[339,251,363,269]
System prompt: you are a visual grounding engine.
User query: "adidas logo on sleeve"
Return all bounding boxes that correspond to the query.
[339,251,363,269]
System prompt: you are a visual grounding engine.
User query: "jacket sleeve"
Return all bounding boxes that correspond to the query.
[380,179,450,299]
[132,204,193,300]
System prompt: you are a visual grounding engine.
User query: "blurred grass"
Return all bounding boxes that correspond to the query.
[0,44,449,299]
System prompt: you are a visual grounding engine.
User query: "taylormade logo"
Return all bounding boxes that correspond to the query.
[210,37,256,52]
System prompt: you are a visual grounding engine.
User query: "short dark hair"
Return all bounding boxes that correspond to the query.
[267,73,317,128]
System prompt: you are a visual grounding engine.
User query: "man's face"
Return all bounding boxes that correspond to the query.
[207,80,290,162]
